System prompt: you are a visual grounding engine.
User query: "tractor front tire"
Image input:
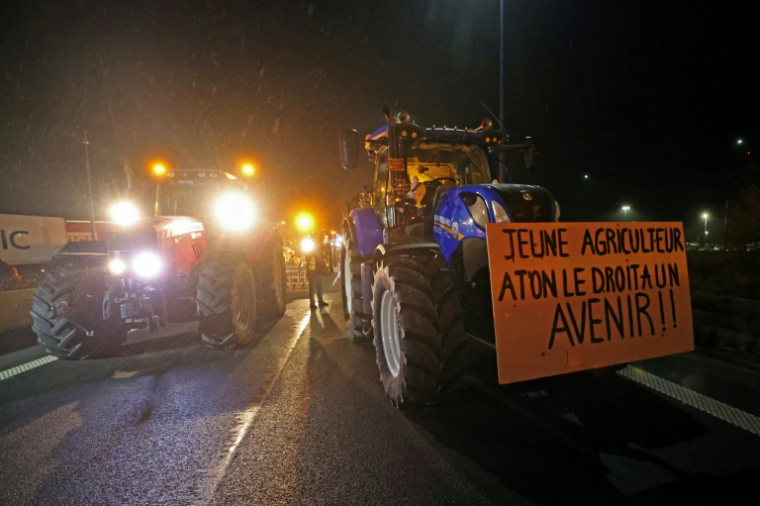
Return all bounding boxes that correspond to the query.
[341,238,368,342]
[197,258,258,349]
[30,262,110,359]
[371,255,465,406]
[259,238,287,317]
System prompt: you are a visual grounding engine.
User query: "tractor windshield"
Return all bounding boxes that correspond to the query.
[156,182,245,217]
[405,142,491,186]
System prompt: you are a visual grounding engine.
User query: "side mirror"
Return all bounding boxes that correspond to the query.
[523,147,536,169]
[523,137,537,169]
[339,129,360,170]
[498,137,538,170]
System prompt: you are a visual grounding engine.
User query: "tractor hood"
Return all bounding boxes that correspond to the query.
[489,184,555,222]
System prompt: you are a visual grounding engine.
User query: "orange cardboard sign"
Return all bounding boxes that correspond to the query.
[486,222,694,384]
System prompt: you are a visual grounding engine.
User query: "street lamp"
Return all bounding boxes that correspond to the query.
[737,139,743,145]
[622,205,630,221]
[702,212,709,245]
[498,0,507,182]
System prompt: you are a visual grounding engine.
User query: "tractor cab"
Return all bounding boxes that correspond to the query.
[152,168,256,230]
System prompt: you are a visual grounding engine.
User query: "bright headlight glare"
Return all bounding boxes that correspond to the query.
[492,201,511,223]
[132,251,162,278]
[108,258,127,276]
[214,192,255,231]
[109,201,140,226]
[300,238,315,253]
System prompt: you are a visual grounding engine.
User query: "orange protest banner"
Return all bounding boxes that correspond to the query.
[486,222,694,384]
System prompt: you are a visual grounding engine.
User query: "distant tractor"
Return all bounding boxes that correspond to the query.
[339,108,693,406]
[30,164,286,358]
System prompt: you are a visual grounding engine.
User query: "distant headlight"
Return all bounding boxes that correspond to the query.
[108,258,127,276]
[214,192,255,231]
[132,251,162,278]
[300,238,315,253]
[109,201,140,226]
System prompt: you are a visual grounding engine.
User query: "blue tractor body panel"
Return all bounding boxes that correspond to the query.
[432,183,556,263]
[347,207,384,256]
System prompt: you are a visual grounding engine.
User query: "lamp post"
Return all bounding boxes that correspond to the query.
[622,205,630,221]
[702,212,709,246]
[498,0,507,183]
[83,130,97,240]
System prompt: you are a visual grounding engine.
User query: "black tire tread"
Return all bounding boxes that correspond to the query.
[29,262,108,359]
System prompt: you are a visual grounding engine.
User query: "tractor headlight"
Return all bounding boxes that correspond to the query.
[214,192,255,231]
[109,201,140,226]
[492,201,511,223]
[108,257,127,276]
[461,193,489,229]
[132,251,163,279]
[300,238,315,253]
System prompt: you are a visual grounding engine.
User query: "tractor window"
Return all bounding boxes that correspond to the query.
[405,142,491,186]
[373,147,390,228]
[156,182,244,218]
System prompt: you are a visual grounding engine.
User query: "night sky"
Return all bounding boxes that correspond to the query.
[1,0,758,239]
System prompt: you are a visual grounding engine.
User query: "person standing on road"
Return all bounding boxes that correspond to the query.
[306,234,330,310]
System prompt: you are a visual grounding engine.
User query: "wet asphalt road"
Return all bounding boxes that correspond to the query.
[1,292,760,505]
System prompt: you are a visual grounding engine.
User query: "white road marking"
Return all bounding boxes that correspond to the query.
[618,365,760,436]
[0,355,58,382]
[201,311,312,504]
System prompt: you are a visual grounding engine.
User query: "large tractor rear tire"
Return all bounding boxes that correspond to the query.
[258,237,287,317]
[30,262,111,359]
[371,254,466,406]
[197,258,258,349]
[340,237,369,342]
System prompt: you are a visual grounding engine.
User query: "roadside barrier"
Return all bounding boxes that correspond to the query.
[286,265,307,290]
[691,293,760,358]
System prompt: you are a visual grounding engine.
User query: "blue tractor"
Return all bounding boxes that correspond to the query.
[339,108,558,406]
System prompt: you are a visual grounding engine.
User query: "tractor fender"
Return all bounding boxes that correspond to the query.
[372,242,441,266]
[207,225,282,263]
[459,237,489,282]
[346,207,383,256]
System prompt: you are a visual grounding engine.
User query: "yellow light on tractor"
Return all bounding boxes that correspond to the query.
[241,163,256,177]
[152,163,167,177]
[295,212,315,233]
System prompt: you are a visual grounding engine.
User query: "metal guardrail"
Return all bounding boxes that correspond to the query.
[286,265,307,290]
[691,293,760,358]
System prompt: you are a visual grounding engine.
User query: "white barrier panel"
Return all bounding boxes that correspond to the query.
[0,288,36,333]
[0,214,67,265]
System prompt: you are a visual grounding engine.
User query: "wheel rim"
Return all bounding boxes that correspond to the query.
[380,289,402,378]
[343,246,353,314]
[234,277,252,331]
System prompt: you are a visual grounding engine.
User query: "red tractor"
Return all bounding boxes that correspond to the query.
[30,164,287,358]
